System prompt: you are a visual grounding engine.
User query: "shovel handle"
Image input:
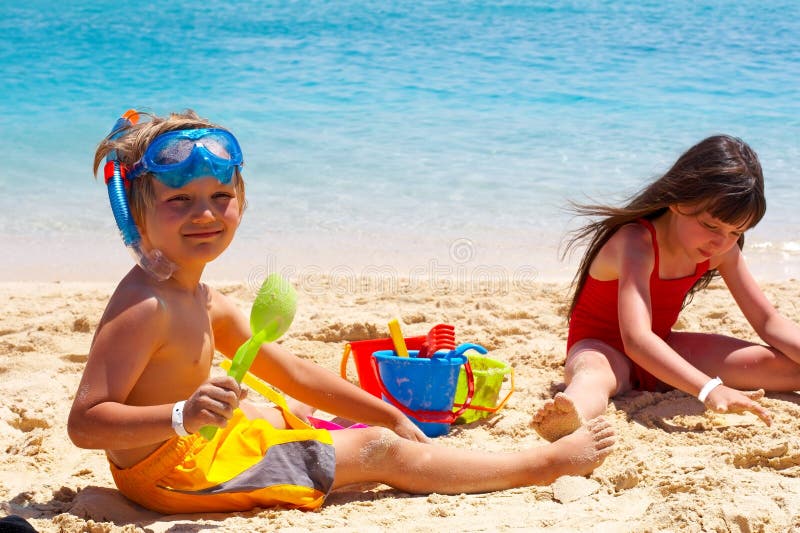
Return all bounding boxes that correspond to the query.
[198,332,267,440]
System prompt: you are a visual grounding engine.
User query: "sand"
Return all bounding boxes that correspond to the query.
[2,276,800,532]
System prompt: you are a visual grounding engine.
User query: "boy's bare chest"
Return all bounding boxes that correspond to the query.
[132,302,216,401]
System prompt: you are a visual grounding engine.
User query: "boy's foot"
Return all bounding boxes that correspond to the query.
[531,392,584,442]
[542,416,615,482]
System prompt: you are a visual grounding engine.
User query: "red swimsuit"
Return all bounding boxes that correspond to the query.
[566,219,710,391]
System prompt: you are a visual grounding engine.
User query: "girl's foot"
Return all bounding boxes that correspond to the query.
[531,392,584,442]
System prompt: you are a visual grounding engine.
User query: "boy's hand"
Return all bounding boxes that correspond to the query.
[704,385,772,426]
[391,416,431,443]
[182,376,246,433]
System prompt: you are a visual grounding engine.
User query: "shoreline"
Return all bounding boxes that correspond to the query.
[4,231,800,284]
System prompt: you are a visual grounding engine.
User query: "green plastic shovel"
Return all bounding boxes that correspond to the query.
[199,273,297,440]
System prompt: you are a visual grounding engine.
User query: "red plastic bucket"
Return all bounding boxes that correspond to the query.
[340,335,426,397]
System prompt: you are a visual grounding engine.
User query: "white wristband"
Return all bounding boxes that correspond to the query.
[171,401,190,436]
[698,377,723,402]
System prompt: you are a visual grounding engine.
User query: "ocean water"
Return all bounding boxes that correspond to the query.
[1,1,799,283]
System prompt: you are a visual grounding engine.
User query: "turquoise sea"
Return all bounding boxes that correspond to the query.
[1,1,799,283]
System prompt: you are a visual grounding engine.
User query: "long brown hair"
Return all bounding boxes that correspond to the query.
[565,134,765,319]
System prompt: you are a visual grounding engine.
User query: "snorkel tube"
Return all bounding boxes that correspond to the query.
[105,110,176,281]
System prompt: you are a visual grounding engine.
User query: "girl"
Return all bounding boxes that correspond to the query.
[532,134,800,442]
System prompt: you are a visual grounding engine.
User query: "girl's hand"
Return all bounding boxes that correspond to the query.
[182,375,246,433]
[704,386,772,426]
[391,416,431,443]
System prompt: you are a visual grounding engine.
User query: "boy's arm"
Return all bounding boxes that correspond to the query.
[68,293,176,449]
[256,342,427,438]
[68,290,244,450]
[717,245,800,365]
[209,288,428,441]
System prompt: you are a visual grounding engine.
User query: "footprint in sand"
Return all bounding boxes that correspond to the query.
[9,406,50,432]
[61,353,88,364]
[531,392,584,442]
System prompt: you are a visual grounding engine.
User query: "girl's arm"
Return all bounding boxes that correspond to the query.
[612,226,770,423]
[613,225,715,395]
[717,245,800,365]
[210,288,428,442]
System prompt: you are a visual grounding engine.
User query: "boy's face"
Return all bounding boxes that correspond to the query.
[141,176,242,267]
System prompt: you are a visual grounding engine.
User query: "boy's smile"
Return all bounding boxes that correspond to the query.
[144,176,242,270]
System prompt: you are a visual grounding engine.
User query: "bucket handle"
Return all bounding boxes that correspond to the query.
[453,366,515,413]
[339,343,353,381]
[371,355,475,424]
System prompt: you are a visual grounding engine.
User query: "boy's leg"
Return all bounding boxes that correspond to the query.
[329,420,615,494]
[532,339,632,441]
[668,332,800,391]
[239,401,290,428]
[239,397,317,429]
[286,397,316,421]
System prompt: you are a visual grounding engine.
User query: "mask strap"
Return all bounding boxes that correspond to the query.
[105,111,177,281]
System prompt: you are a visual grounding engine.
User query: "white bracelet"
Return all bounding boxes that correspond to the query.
[171,401,190,436]
[698,377,723,402]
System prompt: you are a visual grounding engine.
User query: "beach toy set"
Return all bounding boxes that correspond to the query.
[340,321,515,436]
[197,277,512,439]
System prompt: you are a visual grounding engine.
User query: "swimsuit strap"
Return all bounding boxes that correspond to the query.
[637,218,659,279]
[636,217,710,280]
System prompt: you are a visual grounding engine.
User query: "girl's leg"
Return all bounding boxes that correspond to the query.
[532,339,632,441]
[668,332,800,390]
[329,420,615,494]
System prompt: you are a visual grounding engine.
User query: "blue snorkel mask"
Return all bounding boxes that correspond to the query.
[103,110,243,280]
[128,128,243,187]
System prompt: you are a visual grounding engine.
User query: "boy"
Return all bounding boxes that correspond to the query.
[68,109,615,514]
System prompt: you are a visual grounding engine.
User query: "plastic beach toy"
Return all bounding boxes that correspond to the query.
[387,318,410,357]
[371,347,475,437]
[307,416,368,430]
[417,323,456,358]
[215,358,367,432]
[217,358,319,431]
[199,274,297,440]
[340,335,427,397]
[452,348,515,424]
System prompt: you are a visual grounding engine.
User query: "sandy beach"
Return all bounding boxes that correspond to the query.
[2,276,800,532]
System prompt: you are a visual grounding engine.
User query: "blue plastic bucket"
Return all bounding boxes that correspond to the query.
[371,349,474,437]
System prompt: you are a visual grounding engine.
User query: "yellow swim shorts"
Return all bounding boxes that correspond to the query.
[109,408,335,514]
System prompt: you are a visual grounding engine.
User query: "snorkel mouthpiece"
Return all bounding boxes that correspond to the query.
[105,110,177,281]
